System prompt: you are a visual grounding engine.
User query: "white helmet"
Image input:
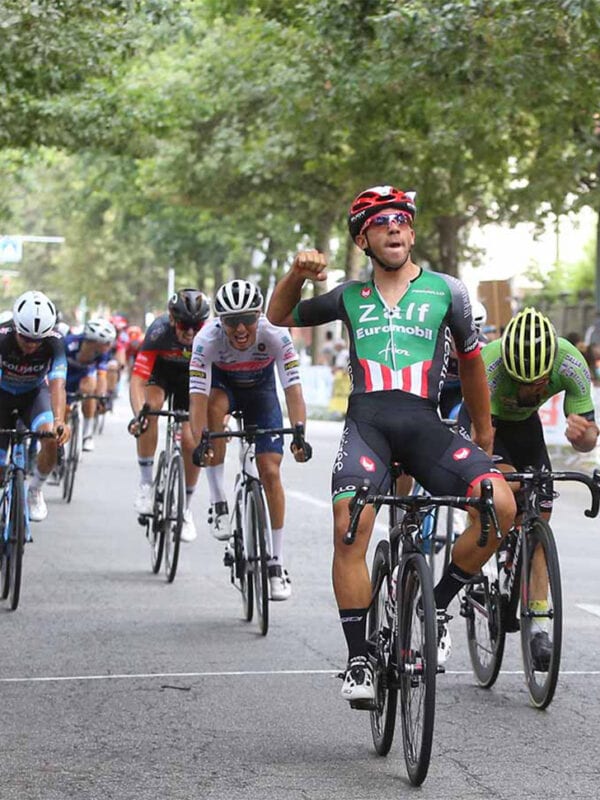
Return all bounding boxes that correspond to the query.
[56,321,71,337]
[13,291,57,338]
[472,300,487,332]
[84,317,117,344]
[214,279,263,316]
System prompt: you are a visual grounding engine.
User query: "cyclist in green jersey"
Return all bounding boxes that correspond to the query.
[267,185,516,704]
[460,307,598,669]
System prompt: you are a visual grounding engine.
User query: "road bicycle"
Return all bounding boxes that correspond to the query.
[461,467,600,709]
[54,392,108,503]
[0,420,55,610]
[136,398,187,583]
[196,414,308,636]
[344,471,498,786]
[92,389,114,437]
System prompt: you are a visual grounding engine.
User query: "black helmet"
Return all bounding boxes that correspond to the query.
[168,289,210,326]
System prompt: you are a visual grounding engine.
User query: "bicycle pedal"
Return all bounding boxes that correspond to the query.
[349,699,377,711]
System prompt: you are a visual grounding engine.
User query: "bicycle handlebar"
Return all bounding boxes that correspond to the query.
[194,422,308,467]
[504,468,600,519]
[0,428,57,441]
[343,478,499,547]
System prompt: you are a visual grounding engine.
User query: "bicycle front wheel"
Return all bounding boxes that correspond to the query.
[520,518,562,709]
[397,553,436,787]
[368,540,397,756]
[163,454,184,583]
[63,411,80,503]
[149,452,166,574]
[463,558,506,688]
[233,488,253,621]
[246,482,269,636]
[7,472,26,610]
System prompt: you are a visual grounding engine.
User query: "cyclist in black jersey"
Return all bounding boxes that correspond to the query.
[128,289,210,543]
[268,185,516,704]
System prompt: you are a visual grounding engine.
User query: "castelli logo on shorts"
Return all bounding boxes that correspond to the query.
[452,447,471,461]
[360,287,372,298]
[359,455,376,472]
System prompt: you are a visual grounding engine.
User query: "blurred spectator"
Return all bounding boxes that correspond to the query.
[319,330,336,366]
[584,313,600,347]
[584,343,600,386]
[333,339,349,372]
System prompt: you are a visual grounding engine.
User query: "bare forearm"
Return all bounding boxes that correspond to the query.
[189,392,208,442]
[459,357,493,450]
[129,374,147,415]
[267,272,306,327]
[50,380,66,424]
[284,384,306,427]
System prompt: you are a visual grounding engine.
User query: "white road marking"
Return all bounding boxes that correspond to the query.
[577,603,600,618]
[2,668,600,685]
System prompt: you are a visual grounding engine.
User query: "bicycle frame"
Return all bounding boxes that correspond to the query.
[1,438,32,543]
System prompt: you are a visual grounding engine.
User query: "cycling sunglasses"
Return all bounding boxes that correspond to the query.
[222,312,260,328]
[175,319,203,333]
[361,211,413,235]
[16,332,42,345]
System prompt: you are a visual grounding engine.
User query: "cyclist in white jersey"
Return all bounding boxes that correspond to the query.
[189,279,311,601]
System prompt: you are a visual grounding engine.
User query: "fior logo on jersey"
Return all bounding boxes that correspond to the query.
[359,455,376,472]
[360,286,372,298]
[452,447,471,461]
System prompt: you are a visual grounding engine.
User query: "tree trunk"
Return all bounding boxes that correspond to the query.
[435,215,466,277]
[345,238,365,281]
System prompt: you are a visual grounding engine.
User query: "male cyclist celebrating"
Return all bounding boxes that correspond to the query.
[189,279,310,601]
[267,185,516,704]
[64,317,116,452]
[128,289,210,543]
[460,306,598,668]
[0,291,70,521]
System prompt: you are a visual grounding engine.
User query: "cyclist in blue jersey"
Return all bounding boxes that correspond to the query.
[268,185,516,703]
[64,317,116,452]
[0,291,70,522]
[189,279,311,601]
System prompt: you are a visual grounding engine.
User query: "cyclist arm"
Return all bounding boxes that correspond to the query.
[129,372,148,417]
[49,377,69,444]
[459,354,494,454]
[267,250,328,327]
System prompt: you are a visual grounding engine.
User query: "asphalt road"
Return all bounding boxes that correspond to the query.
[2,394,600,799]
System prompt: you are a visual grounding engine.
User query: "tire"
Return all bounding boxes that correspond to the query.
[520,519,562,709]
[7,471,26,611]
[368,540,398,756]
[247,482,269,636]
[397,553,436,787]
[63,410,80,504]
[464,556,506,688]
[149,452,166,574]
[234,488,253,621]
[163,454,184,583]
[1,489,11,600]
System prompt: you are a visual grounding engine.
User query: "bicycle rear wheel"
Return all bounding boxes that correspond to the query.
[63,411,80,503]
[463,557,506,688]
[368,540,398,756]
[149,452,166,574]
[520,519,562,709]
[163,454,184,583]
[246,482,269,636]
[7,472,26,610]
[397,553,436,787]
[1,490,11,600]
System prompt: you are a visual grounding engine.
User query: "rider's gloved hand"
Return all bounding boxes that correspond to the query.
[291,440,312,463]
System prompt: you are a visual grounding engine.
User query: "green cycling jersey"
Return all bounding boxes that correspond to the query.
[483,337,595,422]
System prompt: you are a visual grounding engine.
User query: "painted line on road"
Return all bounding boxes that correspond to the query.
[2,668,600,685]
[577,603,600,618]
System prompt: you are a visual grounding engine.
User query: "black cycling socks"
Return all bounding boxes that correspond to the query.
[434,562,474,609]
[339,607,369,660]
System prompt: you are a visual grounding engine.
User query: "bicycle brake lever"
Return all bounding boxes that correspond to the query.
[476,479,498,547]
[585,468,600,518]
[343,482,371,545]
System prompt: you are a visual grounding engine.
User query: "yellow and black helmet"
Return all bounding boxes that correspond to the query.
[501,307,557,383]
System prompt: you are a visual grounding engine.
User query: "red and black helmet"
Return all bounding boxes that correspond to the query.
[348,185,416,240]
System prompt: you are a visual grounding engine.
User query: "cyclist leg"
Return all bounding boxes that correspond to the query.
[25,386,56,522]
[205,385,232,539]
[170,375,199,543]
[80,372,98,451]
[133,381,164,514]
